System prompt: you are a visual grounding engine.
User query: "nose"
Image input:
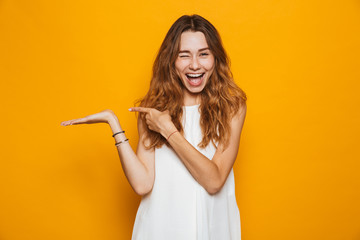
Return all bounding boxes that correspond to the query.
[189,56,200,70]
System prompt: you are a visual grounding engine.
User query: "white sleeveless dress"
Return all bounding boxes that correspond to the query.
[131,104,241,240]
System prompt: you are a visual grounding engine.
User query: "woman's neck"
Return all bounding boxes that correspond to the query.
[183,90,201,106]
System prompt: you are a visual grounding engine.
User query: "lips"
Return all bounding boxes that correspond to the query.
[185,73,205,86]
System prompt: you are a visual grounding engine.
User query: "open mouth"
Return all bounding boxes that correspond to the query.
[185,73,205,86]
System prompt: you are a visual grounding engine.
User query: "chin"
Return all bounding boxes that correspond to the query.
[187,85,206,94]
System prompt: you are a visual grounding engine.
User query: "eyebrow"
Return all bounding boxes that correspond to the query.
[178,47,210,53]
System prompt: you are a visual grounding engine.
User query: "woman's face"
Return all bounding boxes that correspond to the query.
[175,31,215,98]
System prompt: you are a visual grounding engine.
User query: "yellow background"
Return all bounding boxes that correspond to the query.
[1,0,359,239]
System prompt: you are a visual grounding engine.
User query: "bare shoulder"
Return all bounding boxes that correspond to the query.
[229,101,247,140]
[215,102,247,153]
[232,101,247,124]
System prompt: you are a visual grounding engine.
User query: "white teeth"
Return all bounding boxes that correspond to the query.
[186,73,203,77]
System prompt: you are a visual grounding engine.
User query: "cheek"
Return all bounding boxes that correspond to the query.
[174,61,184,73]
[204,60,215,71]
[174,62,185,81]
[206,60,215,77]
[200,56,215,70]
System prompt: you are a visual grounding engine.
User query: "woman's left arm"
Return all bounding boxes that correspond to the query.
[130,103,247,195]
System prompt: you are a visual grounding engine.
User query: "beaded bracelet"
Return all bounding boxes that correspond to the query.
[112,131,125,137]
[115,139,129,146]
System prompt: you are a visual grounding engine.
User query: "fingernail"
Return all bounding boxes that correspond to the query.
[128,108,132,111]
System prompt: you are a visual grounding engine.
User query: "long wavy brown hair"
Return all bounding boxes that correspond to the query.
[137,14,247,149]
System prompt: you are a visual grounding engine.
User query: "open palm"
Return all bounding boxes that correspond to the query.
[60,109,115,126]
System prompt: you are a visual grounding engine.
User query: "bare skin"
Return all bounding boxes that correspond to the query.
[60,103,246,196]
[61,110,155,196]
[129,105,247,194]
[60,31,247,196]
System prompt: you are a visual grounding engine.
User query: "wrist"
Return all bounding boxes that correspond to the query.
[106,111,117,123]
[107,114,123,133]
[166,130,179,141]
[161,124,178,139]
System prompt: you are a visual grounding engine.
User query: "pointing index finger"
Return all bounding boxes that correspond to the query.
[129,107,151,113]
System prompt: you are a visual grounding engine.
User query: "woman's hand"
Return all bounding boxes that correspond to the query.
[60,109,115,126]
[60,108,155,196]
[129,107,177,137]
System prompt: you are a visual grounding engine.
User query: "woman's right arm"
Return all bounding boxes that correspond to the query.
[108,111,155,196]
[61,109,155,196]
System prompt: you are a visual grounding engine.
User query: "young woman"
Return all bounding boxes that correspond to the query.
[61,14,247,240]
